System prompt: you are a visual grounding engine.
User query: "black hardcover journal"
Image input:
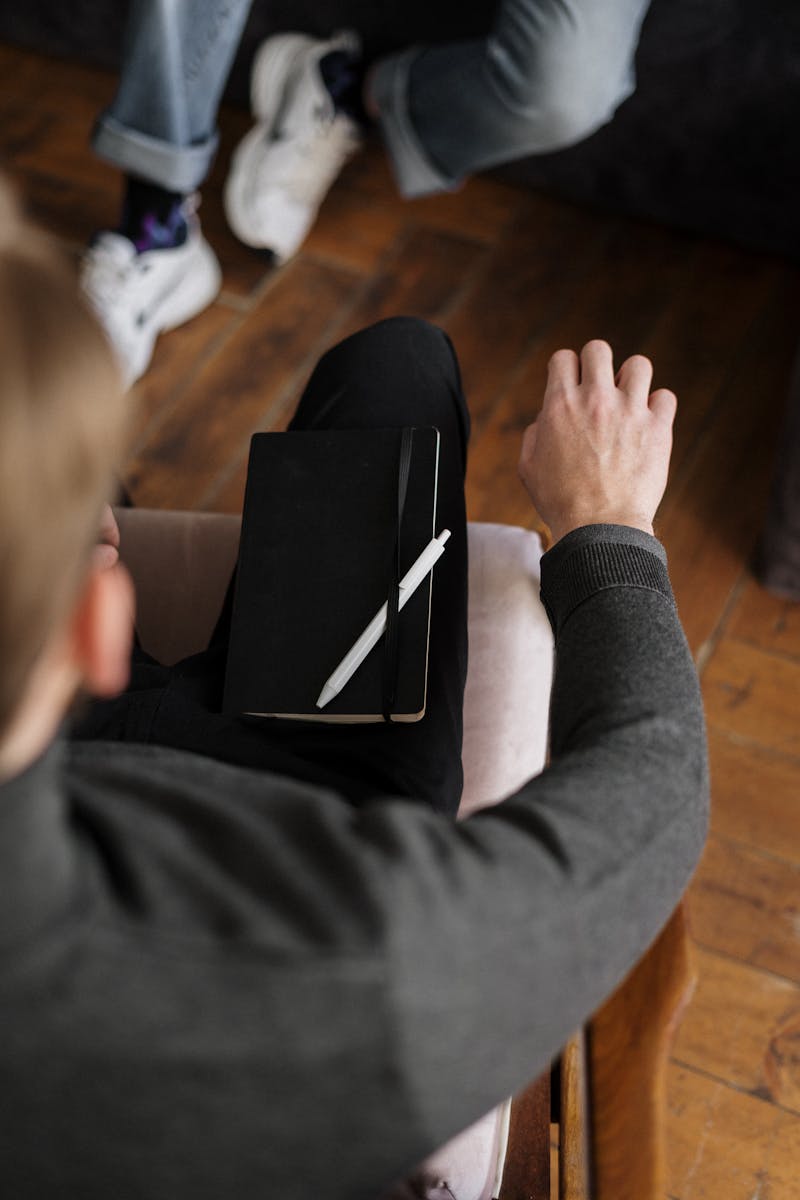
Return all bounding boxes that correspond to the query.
[222,427,441,722]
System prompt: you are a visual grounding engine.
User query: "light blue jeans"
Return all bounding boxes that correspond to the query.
[93,0,253,194]
[93,0,652,197]
[374,0,653,196]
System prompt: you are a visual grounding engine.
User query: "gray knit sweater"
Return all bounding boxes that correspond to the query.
[0,525,708,1199]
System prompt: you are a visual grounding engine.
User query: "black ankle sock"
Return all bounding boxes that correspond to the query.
[319,48,370,127]
[119,176,189,253]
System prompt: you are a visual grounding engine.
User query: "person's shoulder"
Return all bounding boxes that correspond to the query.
[67,738,313,805]
[64,739,390,958]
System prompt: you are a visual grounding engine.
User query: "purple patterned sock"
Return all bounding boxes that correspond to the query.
[119,177,188,253]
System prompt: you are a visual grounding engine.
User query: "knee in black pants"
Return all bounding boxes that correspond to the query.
[319,316,457,382]
[292,317,470,464]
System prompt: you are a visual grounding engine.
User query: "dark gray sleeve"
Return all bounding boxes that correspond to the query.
[378,524,709,1146]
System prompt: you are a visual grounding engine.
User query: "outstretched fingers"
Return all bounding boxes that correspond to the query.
[580,339,614,387]
[547,348,579,390]
[648,387,678,424]
[616,353,654,401]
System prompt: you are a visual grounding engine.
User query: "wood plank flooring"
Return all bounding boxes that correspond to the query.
[1,42,799,1200]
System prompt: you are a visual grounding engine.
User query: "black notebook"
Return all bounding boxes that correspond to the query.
[222,427,441,722]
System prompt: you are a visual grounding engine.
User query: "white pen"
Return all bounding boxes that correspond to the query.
[316,530,451,709]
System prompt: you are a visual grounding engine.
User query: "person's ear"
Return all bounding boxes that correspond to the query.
[70,561,135,698]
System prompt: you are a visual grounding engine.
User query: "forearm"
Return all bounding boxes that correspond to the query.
[538,524,708,908]
[386,526,708,1147]
[543,523,705,762]
[506,525,707,998]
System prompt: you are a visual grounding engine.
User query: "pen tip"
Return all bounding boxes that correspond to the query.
[317,682,337,709]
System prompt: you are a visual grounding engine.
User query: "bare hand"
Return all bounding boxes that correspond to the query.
[93,504,120,571]
[518,340,677,543]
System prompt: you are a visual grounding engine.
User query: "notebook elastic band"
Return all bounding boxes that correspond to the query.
[382,427,413,721]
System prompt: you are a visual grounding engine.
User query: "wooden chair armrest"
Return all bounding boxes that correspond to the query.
[499,1073,551,1200]
[588,904,696,1200]
[501,905,695,1200]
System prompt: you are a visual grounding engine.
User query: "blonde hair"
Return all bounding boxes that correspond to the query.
[0,180,127,738]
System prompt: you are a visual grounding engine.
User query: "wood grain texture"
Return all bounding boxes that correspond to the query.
[667,1064,800,1200]
[673,946,800,1115]
[500,1074,551,1200]
[707,728,800,861]
[688,835,800,983]
[444,195,611,429]
[559,1034,590,1200]
[496,221,699,422]
[0,50,118,241]
[589,907,696,1200]
[127,302,242,451]
[703,638,800,756]
[339,226,487,341]
[320,140,526,245]
[302,183,409,272]
[728,575,800,661]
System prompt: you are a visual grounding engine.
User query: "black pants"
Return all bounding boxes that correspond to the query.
[72,318,471,817]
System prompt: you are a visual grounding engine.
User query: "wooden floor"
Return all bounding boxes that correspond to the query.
[2,41,799,1200]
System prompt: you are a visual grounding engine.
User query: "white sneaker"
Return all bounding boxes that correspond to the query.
[223,30,364,262]
[80,206,222,388]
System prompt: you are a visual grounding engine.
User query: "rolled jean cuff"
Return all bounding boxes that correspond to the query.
[370,48,458,199]
[91,113,218,193]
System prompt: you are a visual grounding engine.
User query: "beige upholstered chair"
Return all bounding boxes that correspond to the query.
[114,509,694,1200]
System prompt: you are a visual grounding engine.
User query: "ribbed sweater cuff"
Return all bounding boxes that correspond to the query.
[539,524,674,635]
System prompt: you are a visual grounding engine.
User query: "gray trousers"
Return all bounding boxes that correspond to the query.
[92,0,652,196]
